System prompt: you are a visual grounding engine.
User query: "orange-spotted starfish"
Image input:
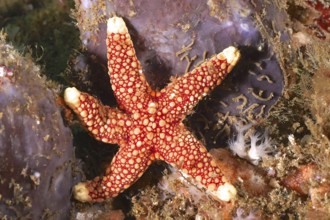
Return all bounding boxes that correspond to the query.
[64,16,240,203]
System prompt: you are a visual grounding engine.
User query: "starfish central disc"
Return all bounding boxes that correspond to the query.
[64,16,240,203]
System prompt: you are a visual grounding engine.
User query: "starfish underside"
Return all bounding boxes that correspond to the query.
[64,17,240,203]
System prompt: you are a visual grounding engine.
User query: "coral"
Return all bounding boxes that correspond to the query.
[228,123,252,158]
[0,32,73,219]
[229,123,276,165]
[248,132,275,165]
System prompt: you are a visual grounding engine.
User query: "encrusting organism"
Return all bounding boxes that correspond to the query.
[229,123,276,165]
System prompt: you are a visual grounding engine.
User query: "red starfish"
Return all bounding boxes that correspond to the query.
[64,17,240,203]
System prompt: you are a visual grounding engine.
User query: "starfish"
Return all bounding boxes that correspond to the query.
[64,16,241,203]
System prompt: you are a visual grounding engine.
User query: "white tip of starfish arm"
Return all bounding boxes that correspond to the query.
[107,16,128,34]
[218,46,241,72]
[64,87,81,108]
[73,182,92,202]
[209,182,237,202]
[221,46,240,62]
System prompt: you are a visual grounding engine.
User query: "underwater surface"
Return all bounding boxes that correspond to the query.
[0,0,329,219]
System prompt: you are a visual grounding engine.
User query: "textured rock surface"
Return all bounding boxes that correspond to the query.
[0,34,73,220]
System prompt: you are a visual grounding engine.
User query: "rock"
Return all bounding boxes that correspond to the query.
[0,33,73,220]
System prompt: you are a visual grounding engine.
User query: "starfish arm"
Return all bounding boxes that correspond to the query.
[107,17,151,113]
[72,142,152,202]
[64,87,128,144]
[159,47,240,120]
[158,124,237,202]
